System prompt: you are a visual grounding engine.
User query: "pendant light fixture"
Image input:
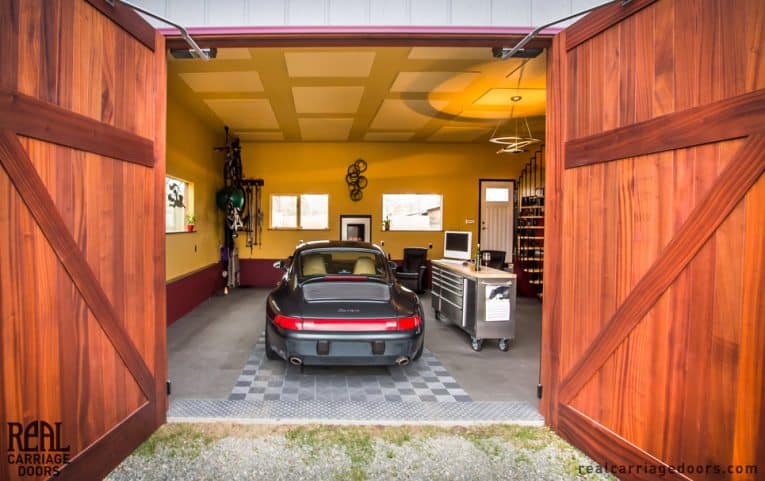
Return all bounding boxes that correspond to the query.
[489,61,541,154]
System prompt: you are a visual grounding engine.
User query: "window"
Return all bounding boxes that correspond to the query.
[485,187,510,202]
[382,194,443,231]
[271,194,329,230]
[165,176,193,233]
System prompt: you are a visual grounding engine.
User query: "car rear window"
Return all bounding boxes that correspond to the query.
[299,249,388,280]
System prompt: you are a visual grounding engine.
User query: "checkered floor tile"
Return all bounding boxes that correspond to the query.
[229,332,472,403]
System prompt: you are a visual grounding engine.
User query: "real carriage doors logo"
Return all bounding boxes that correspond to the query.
[6,421,71,477]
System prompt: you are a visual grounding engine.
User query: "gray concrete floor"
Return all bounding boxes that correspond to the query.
[168,287,541,405]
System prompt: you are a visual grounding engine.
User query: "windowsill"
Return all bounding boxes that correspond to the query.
[167,230,196,235]
[269,228,331,231]
[383,229,443,233]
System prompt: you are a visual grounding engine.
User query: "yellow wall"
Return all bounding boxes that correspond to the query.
[237,142,526,259]
[165,94,224,280]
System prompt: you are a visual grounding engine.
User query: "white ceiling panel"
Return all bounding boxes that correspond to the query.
[390,71,480,93]
[285,51,376,77]
[473,88,546,110]
[364,131,415,141]
[427,126,492,142]
[179,71,264,92]
[408,46,495,60]
[204,99,279,129]
[236,131,285,141]
[370,99,449,130]
[292,86,365,113]
[299,118,354,141]
[214,48,252,60]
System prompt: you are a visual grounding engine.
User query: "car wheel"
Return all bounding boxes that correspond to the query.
[470,337,483,352]
[498,338,511,352]
[265,327,279,360]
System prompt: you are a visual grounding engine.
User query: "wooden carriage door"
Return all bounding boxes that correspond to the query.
[0,1,166,480]
[542,0,765,478]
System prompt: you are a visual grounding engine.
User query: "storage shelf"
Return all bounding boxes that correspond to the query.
[517,152,545,298]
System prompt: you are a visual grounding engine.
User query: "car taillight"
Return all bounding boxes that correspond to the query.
[274,314,420,331]
[397,314,421,330]
[273,313,302,330]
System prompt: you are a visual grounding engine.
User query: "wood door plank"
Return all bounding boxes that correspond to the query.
[558,404,692,481]
[152,31,169,422]
[559,134,765,404]
[0,130,155,400]
[565,0,658,51]
[731,177,765,472]
[565,89,765,168]
[83,0,155,51]
[0,90,154,166]
[540,32,568,426]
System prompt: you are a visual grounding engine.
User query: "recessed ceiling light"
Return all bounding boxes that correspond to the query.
[510,95,522,102]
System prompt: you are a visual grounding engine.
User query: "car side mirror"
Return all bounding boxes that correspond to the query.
[388,260,398,271]
[273,260,286,271]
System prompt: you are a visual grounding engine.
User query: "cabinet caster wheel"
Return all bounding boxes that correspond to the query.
[498,338,511,352]
[470,337,483,352]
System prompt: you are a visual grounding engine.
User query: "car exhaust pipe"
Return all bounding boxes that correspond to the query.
[289,356,303,366]
[395,356,410,366]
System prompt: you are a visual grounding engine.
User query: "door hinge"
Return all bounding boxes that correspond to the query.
[537,384,543,399]
[166,380,172,396]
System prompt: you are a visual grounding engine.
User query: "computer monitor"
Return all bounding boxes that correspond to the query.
[443,231,472,260]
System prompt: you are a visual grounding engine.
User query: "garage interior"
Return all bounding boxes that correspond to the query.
[163,46,547,413]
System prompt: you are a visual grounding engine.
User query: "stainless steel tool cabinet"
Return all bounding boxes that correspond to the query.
[430,260,517,352]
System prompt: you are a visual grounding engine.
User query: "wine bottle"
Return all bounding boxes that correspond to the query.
[474,243,481,271]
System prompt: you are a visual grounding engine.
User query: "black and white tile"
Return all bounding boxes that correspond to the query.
[229,333,472,403]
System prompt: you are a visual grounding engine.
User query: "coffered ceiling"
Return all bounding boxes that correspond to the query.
[168,46,546,143]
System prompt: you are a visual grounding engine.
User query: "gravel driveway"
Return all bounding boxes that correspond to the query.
[107,423,617,481]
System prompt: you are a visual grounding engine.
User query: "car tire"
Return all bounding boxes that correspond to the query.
[412,341,424,361]
[265,327,279,360]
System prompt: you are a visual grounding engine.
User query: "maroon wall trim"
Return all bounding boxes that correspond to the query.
[239,258,433,288]
[240,259,284,288]
[166,263,224,325]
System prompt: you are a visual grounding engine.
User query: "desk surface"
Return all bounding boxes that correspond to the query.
[432,260,517,280]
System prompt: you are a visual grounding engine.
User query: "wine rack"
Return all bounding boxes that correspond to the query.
[515,148,544,299]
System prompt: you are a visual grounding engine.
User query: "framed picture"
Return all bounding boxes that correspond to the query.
[340,215,372,243]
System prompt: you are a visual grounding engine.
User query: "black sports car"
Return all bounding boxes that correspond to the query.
[265,241,425,366]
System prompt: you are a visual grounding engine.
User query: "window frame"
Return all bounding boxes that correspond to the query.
[165,175,193,234]
[381,193,444,232]
[270,192,330,231]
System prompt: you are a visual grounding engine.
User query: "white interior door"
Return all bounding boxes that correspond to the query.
[480,180,514,255]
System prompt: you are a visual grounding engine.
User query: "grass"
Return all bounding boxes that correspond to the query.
[134,424,216,458]
[285,426,375,481]
[130,423,611,480]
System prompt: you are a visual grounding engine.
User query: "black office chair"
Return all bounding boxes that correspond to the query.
[482,250,507,270]
[395,247,428,293]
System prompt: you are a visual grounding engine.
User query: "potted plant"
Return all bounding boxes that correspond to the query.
[185,213,196,232]
[383,215,391,232]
